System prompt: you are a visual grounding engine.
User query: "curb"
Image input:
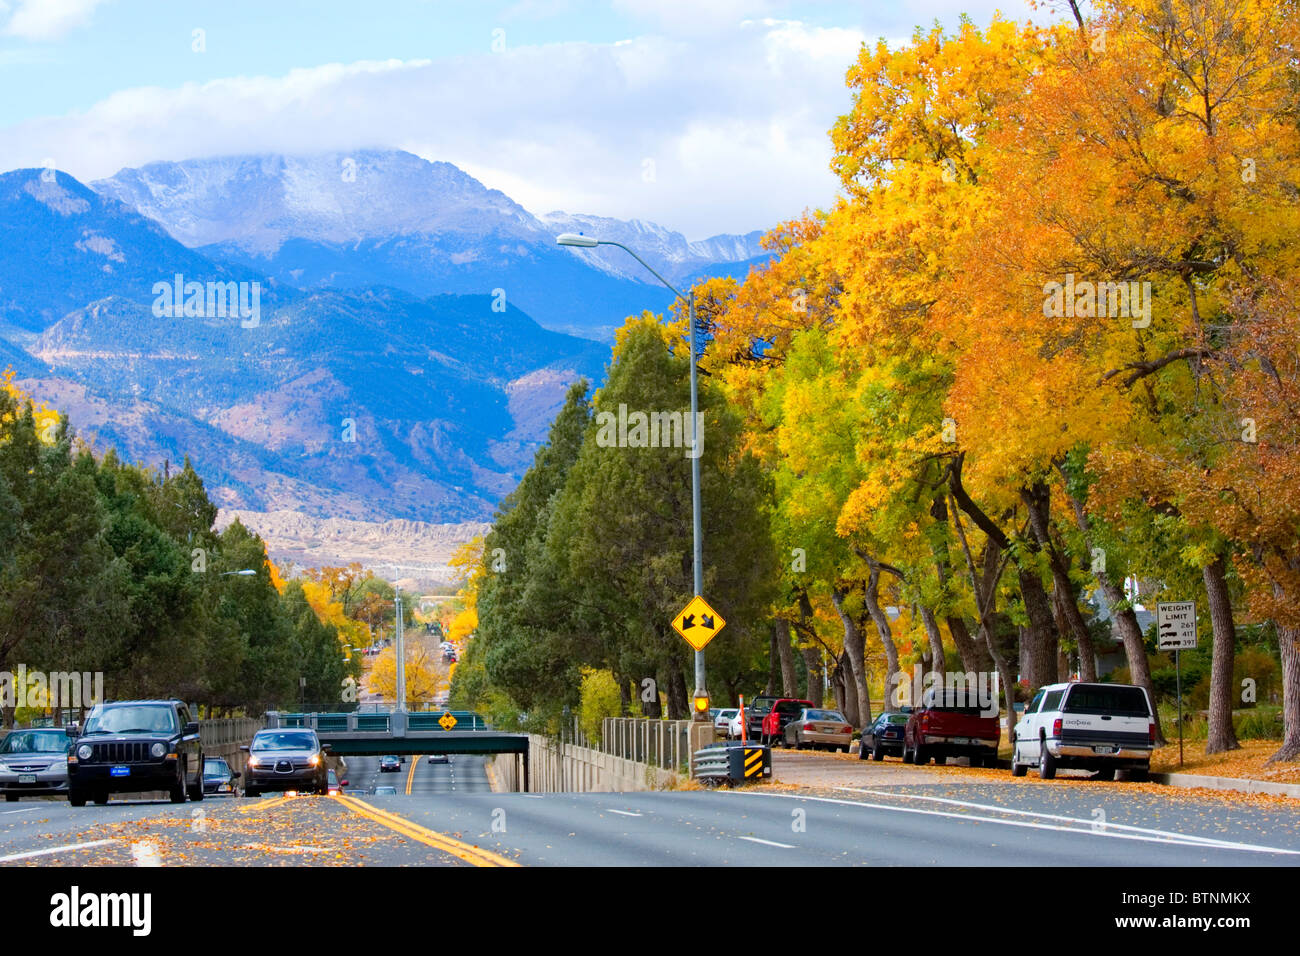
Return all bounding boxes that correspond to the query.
[1150,771,1300,799]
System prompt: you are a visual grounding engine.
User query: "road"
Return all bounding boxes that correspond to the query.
[341,753,491,796]
[3,754,1299,866]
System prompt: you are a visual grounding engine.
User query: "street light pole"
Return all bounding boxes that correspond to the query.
[557,233,708,716]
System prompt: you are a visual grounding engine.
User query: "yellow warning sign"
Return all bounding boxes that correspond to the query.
[671,596,726,651]
[438,711,458,730]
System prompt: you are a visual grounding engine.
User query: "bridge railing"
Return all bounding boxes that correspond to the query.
[600,717,695,774]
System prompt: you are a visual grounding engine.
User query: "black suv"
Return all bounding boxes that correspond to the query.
[744,696,778,740]
[67,700,204,806]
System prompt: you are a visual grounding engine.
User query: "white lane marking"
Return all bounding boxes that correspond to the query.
[606,809,642,817]
[834,787,1300,854]
[729,791,1300,856]
[738,836,795,848]
[0,838,115,862]
[1,807,43,815]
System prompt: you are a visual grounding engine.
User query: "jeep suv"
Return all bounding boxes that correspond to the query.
[67,700,204,806]
[1011,681,1155,781]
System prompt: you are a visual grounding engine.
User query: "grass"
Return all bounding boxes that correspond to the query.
[1151,739,1300,785]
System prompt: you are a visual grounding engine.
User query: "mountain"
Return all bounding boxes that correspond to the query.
[91,151,769,338]
[0,169,245,335]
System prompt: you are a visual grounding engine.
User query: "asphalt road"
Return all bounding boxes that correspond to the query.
[342,753,491,796]
[4,770,1298,866]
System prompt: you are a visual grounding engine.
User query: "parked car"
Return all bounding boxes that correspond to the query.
[67,700,204,806]
[201,756,240,796]
[783,708,853,752]
[859,712,909,760]
[1012,681,1156,781]
[762,698,815,745]
[744,696,779,741]
[379,755,401,772]
[903,686,1000,767]
[241,729,330,796]
[727,711,746,740]
[0,727,71,800]
[714,708,739,739]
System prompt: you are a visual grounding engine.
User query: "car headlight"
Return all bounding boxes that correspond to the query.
[77,744,92,760]
[309,753,321,766]
[150,742,166,758]
[247,756,261,767]
[0,762,9,772]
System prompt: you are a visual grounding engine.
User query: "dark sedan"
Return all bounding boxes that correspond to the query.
[860,711,910,760]
[241,730,330,796]
[201,756,240,796]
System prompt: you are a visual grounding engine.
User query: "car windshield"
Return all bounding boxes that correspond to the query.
[83,705,177,735]
[805,710,845,722]
[251,732,316,751]
[884,714,909,725]
[203,760,230,777]
[718,710,737,719]
[775,701,808,715]
[0,730,68,754]
[1063,685,1150,717]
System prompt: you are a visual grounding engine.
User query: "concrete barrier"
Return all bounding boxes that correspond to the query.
[491,734,680,793]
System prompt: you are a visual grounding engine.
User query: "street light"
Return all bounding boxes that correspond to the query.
[557,232,708,718]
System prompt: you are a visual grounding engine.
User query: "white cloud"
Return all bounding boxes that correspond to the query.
[3,0,108,41]
[0,20,867,237]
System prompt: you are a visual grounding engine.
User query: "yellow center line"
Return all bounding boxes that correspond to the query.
[334,794,520,867]
[238,794,292,813]
[405,754,419,795]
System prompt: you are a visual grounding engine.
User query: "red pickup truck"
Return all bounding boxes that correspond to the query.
[903,685,1000,768]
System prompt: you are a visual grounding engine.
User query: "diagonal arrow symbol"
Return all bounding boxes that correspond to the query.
[701,614,715,630]
[681,614,696,629]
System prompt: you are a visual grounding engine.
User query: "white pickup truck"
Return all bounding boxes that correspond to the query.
[1011,681,1156,781]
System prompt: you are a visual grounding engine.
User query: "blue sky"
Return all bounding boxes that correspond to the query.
[0,0,1057,237]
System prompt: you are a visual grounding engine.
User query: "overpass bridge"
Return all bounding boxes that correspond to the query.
[268,710,532,789]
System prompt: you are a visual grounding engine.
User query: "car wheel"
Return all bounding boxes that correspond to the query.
[1037,741,1056,780]
[245,785,259,798]
[858,739,870,760]
[4,793,18,802]
[1011,749,1028,776]
[188,768,204,802]
[69,789,88,807]
[1125,764,1149,783]
[841,745,850,754]
[93,791,109,805]
[169,761,188,803]
[902,743,914,764]
[913,745,928,766]
[1094,766,1116,781]
[872,743,885,761]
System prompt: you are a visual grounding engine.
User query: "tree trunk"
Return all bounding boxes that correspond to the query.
[774,618,798,696]
[1203,556,1240,754]
[832,584,872,729]
[1018,566,1059,689]
[801,646,824,707]
[666,662,688,721]
[861,571,901,711]
[830,655,855,725]
[765,625,779,696]
[1269,621,1300,763]
[947,614,990,673]
[920,606,946,677]
[619,676,632,717]
[1022,481,1096,681]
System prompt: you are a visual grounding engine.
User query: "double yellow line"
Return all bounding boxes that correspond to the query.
[335,794,520,867]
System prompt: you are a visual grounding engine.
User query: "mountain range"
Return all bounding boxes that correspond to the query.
[0,150,772,535]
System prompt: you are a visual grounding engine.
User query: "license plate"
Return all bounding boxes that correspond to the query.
[110,765,130,777]
[952,737,970,745]
[1093,746,1115,754]
[17,774,35,784]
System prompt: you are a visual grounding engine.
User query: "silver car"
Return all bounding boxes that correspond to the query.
[783,708,854,752]
[0,728,71,800]
[714,708,739,739]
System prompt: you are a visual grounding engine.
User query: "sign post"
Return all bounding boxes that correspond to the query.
[1157,601,1197,767]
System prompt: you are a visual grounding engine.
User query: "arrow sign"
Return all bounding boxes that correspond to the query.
[672,596,725,651]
